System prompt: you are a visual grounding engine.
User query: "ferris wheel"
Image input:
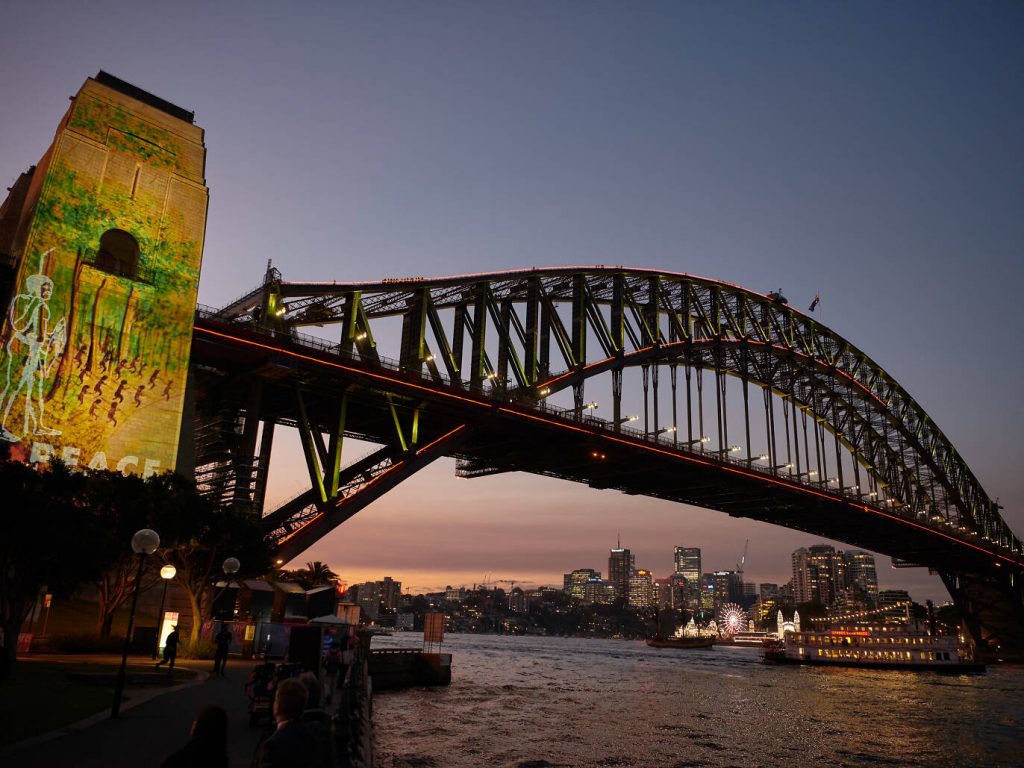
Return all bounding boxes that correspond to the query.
[717,603,748,636]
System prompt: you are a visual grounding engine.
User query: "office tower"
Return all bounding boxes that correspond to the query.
[564,568,601,600]
[584,577,617,605]
[700,573,716,613]
[609,542,635,601]
[628,569,655,608]
[753,583,781,625]
[759,583,780,603]
[674,546,701,609]
[711,570,743,609]
[844,550,879,605]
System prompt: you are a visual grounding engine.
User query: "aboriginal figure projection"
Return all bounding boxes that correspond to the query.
[0,72,208,475]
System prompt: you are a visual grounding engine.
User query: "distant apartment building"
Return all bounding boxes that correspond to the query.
[792,545,846,605]
[355,580,383,621]
[564,568,601,600]
[381,577,402,611]
[791,546,881,608]
[609,544,635,601]
[673,546,701,608]
[508,587,528,613]
[628,568,655,608]
[844,550,879,605]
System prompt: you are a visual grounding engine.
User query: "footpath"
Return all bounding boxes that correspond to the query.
[2,654,266,767]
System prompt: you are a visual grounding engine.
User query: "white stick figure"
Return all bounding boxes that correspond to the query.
[0,249,66,443]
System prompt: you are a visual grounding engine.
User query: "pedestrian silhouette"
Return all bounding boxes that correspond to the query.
[213,625,231,677]
[156,625,179,673]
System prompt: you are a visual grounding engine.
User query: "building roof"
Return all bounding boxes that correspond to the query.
[94,70,195,124]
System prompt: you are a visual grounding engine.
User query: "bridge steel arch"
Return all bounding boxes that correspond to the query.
[191,266,1023,659]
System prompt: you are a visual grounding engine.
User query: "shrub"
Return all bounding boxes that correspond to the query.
[179,637,215,659]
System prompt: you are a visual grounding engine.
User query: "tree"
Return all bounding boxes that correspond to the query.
[280,560,340,590]
[0,457,108,683]
[303,561,339,587]
[82,470,159,636]
[154,476,272,643]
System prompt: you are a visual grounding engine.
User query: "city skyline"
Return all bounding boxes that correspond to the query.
[355,537,894,604]
[1,4,1021,605]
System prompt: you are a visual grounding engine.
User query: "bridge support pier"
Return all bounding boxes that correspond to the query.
[942,570,1024,662]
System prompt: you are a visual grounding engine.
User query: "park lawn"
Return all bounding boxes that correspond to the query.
[0,660,196,747]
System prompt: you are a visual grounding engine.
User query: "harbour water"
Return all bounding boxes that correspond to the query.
[372,633,1024,768]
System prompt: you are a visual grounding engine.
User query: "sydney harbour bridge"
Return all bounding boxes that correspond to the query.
[1,73,1021,660]
[187,265,1024,659]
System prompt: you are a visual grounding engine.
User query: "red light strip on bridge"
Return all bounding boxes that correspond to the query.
[196,324,1018,568]
[195,326,493,410]
[276,459,409,546]
[416,424,469,455]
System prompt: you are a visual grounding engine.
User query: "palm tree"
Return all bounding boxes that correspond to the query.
[304,561,340,587]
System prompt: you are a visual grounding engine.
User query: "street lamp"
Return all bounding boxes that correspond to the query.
[220,557,241,627]
[151,564,176,660]
[112,528,159,718]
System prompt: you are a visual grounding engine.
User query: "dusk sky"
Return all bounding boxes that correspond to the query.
[2,2,1022,599]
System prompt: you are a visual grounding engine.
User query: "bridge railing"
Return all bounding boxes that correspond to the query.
[196,304,465,388]
[194,305,972,540]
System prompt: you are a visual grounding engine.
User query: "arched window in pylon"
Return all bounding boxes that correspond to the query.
[95,229,139,278]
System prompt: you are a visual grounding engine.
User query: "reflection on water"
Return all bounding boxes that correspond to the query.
[372,633,1024,768]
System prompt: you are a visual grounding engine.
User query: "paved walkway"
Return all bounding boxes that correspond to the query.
[4,654,267,767]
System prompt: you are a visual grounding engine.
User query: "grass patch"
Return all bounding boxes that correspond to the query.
[0,660,196,746]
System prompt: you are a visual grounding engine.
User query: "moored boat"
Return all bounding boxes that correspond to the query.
[761,619,984,673]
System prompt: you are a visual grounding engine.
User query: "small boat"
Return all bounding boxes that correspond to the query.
[646,633,715,649]
[761,619,984,674]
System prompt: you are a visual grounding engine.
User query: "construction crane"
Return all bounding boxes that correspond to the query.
[736,539,749,578]
[496,579,518,591]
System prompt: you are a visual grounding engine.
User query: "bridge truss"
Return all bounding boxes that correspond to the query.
[189,266,1023,658]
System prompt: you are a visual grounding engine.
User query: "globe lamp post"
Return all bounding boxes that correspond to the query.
[220,557,240,628]
[151,564,176,660]
[111,528,159,718]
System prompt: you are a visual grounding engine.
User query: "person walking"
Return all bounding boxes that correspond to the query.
[213,625,232,677]
[322,640,341,705]
[156,625,179,673]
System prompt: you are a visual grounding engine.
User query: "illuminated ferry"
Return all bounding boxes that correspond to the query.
[761,619,984,673]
